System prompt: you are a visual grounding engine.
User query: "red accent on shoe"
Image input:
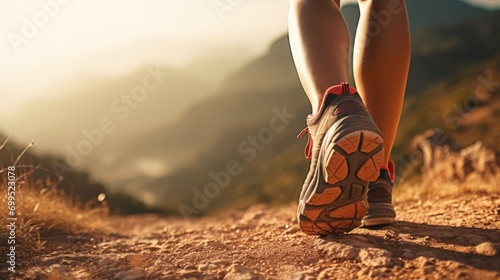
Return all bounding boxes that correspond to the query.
[325,82,358,96]
[297,128,312,159]
[380,159,396,183]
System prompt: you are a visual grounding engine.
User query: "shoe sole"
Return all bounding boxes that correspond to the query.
[361,203,396,227]
[298,129,384,235]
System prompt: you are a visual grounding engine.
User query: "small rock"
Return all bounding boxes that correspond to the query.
[415,256,436,275]
[314,239,359,260]
[49,264,69,272]
[359,248,393,267]
[285,227,300,235]
[241,211,264,222]
[455,271,469,279]
[179,270,200,278]
[224,265,260,280]
[123,268,146,280]
[107,268,122,276]
[422,265,435,274]
[157,275,177,280]
[183,264,197,270]
[198,263,209,271]
[368,268,388,278]
[202,240,229,250]
[317,267,342,279]
[475,242,498,256]
[114,271,127,280]
[98,257,113,267]
[288,272,306,280]
[401,249,414,259]
[211,259,231,266]
[419,251,436,258]
[385,230,399,239]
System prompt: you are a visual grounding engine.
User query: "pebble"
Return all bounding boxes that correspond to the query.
[183,264,197,270]
[314,240,359,260]
[114,271,127,280]
[122,268,146,280]
[317,267,342,279]
[359,248,393,267]
[211,259,231,266]
[401,249,415,259]
[422,265,435,275]
[368,268,388,278]
[284,227,300,235]
[157,274,177,280]
[475,242,498,256]
[415,256,436,275]
[98,257,113,267]
[223,265,261,280]
[202,240,229,250]
[466,234,486,245]
[179,269,201,278]
[288,272,306,280]
[48,264,69,272]
[198,263,209,271]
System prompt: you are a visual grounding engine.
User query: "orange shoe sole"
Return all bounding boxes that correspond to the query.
[298,130,384,235]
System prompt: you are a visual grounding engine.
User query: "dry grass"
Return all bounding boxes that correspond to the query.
[0,164,110,253]
[394,173,500,203]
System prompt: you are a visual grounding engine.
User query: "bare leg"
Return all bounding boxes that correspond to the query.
[288,0,348,114]
[353,0,411,164]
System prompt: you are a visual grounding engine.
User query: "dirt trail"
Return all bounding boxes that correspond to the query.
[11,194,500,280]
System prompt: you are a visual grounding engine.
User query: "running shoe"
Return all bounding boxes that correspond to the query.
[362,159,397,227]
[297,83,385,235]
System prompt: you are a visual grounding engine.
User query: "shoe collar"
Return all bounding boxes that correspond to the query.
[308,83,358,124]
[298,83,357,159]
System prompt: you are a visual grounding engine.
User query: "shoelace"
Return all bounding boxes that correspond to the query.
[297,128,312,159]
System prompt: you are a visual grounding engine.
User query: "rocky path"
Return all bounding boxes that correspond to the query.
[10,194,500,280]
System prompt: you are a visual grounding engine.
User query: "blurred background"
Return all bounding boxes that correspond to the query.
[1,0,499,215]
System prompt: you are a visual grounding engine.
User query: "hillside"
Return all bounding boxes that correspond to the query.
[407,10,500,94]
[0,134,153,214]
[395,11,500,156]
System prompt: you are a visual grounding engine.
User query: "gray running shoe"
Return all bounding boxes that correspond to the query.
[362,160,397,227]
[297,83,385,235]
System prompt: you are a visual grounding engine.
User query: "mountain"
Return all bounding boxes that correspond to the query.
[118,36,309,213]
[0,43,254,186]
[407,10,500,94]
[406,0,487,33]
[395,9,500,155]
[107,38,306,185]
[1,64,216,188]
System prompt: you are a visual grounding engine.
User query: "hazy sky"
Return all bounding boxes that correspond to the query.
[0,0,498,113]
